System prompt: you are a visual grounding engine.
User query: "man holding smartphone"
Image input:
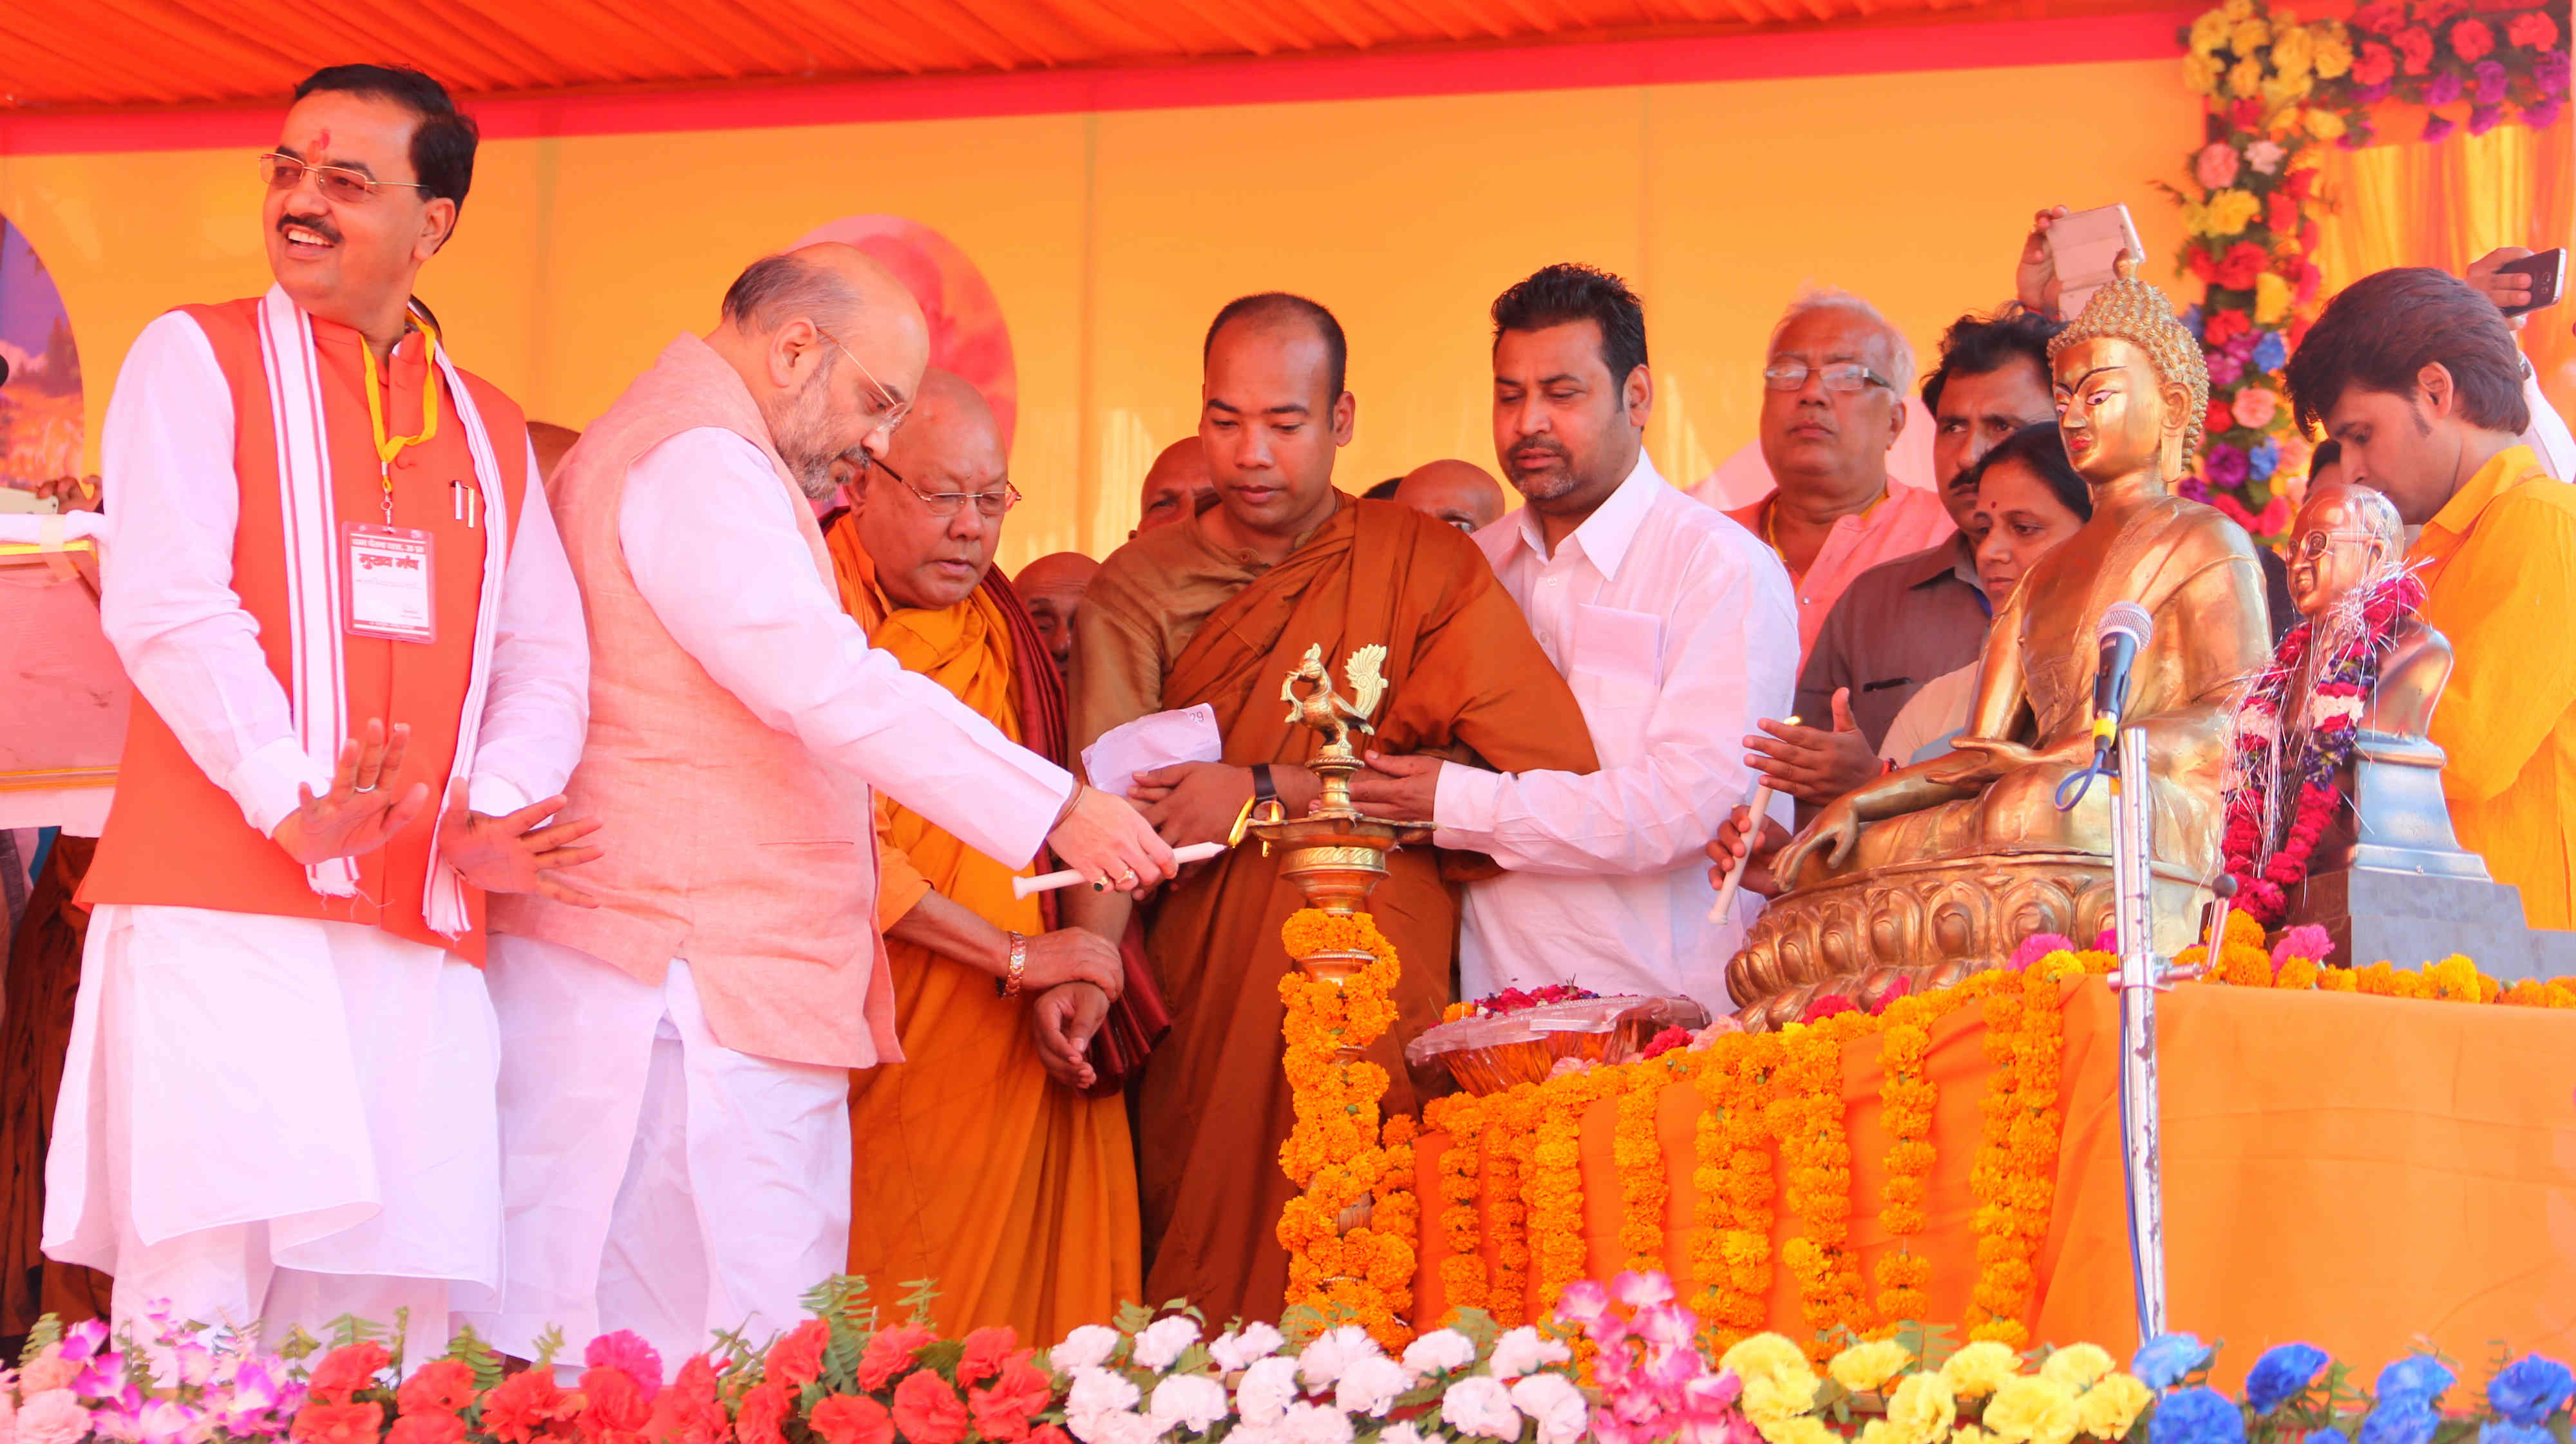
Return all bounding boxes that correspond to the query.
[2461,246,2573,481]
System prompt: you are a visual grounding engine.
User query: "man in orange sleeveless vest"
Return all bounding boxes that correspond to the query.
[44,66,595,1347]
[477,247,1174,1369]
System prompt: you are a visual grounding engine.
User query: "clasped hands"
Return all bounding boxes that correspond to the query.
[268,716,603,905]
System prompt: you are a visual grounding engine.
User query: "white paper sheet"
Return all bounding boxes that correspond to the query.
[1081,703,1224,800]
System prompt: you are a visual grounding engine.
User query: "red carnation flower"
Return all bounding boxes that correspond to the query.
[2509,12,2559,49]
[1801,993,1857,1022]
[307,1342,393,1404]
[397,1360,478,1419]
[767,1319,830,1391]
[2206,399,2237,437]
[956,1326,1019,1387]
[578,1364,654,1441]
[811,1394,899,1444]
[292,1403,388,1444]
[735,1383,793,1444]
[2231,97,2266,129]
[2353,0,2405,32]
[482,1367,580,1443]
[891,1372,971,1444]
[2266,191,2300,237]
[389,1413,469,1444]
[643,1356,730,1443]
[2353,40,2398,84]
[855,1325,938,1394]
[2215,241,2269,290]
[969,1356,1057,1443]
[2393,25,2436,73]
[2205,308,2253,347]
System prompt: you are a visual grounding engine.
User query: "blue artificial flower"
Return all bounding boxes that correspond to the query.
[2358,1400,2441,1444]
[2376,1356,2458,1409]
[2151,1387,2249,1444]
[2488,1356,2576,1426]
[2249,439,2282,484]
[2247,1344,2331,1415]
[2136,1333,2217,1391]
[2250,331,2289,372]
[2182,305,2206,341]
[2480,1424,2554,1444]
[2306,1431,2351,1444]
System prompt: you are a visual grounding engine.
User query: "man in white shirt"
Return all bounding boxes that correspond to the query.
[1350,263,1797,1007]
[2461,247,2575,480]
[477,245,1173,1366]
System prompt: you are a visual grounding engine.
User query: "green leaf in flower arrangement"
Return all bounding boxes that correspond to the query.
[326,1311,388,1351]
[1113,1300,1159,1335]
[529,1324,567,1371]
[1444,1309,1501,1353]
[444,1324,508,1392]
[19,1314,62,1365]
[1278,1303,1330,1350]
[1899,1320,1960,1371]
[899,1278,943,1326]
[917,1340,969,1379]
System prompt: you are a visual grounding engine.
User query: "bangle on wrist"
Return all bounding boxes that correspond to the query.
[997,931,1029,998]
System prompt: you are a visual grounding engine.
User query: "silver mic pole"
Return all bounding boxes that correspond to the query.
[2109,722,2166,1342]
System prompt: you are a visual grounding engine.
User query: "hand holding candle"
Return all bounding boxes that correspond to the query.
[1016,841,1227,898]
[1710,714,1797,924]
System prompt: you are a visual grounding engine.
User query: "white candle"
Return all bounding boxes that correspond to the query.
[1014,840,1229,898]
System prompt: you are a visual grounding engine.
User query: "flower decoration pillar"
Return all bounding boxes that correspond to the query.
[1252,643,1425,1345]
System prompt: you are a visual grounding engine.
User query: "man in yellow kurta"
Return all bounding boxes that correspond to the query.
[2289,267,2576,928]
[823,368,1141,1339]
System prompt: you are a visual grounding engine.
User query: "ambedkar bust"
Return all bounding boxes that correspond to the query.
[1727,258,2273,1027]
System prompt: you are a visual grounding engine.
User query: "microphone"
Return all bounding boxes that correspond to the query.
[2091,602,2154,764]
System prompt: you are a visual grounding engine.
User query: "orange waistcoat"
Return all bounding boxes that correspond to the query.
[80,298,531,962]
[488,334,900,1070]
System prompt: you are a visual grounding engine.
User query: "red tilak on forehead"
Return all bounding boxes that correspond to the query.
[314,128,331,150]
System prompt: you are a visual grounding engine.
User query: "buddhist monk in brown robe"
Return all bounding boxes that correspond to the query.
[2,837,108,1338]
[1061,292,1598,1324]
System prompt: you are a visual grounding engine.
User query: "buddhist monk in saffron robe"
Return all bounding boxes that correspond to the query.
[1063,294,1599,1324]
[824,370,1142,1340]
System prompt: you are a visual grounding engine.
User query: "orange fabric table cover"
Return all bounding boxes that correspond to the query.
[1410,981,2576,1380]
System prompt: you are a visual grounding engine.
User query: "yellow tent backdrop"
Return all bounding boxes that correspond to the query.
[8,39,2199,570]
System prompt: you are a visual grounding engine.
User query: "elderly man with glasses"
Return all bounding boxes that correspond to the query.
[811,368,1146,1341]
[474,251,1173,1369]
[1724,289,1956,658]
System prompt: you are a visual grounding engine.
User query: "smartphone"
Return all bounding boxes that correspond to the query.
[0,487,61,515]
[2496,248,2566,317]
[2049,204,2146,318]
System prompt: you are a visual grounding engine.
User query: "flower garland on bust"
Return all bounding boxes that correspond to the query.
[2221,572,2428,926]
[1274,908,1414,1347]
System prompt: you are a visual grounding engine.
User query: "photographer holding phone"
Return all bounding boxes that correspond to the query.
[2460,246,2573,481]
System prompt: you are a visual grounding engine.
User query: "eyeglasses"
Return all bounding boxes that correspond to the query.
[871,456,1021,519]
[2295,527,2381,560]
[812,325,912,437]
[259,152,430,205]
[1763,361,1893,394]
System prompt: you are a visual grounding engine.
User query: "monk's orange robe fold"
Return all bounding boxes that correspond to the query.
[1095,499,1600,1325]
[826,518,1143,1340]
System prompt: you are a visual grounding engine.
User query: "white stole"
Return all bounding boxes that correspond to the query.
[252,285,510,938]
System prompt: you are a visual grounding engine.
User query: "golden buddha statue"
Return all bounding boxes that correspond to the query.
[1727,257,2272,1028]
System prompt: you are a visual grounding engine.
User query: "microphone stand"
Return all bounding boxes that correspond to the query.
[2108,723,2168,1344]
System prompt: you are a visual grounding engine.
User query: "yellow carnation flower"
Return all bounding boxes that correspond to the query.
[2231,17,2271,51]
[1889,1371,1960,1444]
[1941,1341,2023,1400]
[2311,26,2352,77]
[1725,1334,1814,1391]
[1859,1423,1902,1444]
[2222,0,2255,20]
[2227,57,2266,96]
[2205,189,2262,236]
[2255,271,2294,325]
[2181,200,2212,236]
[2262,71,2315,105]
[1986,1376,2082,1444]
[2190,10,2232,52]
[1766,1418,1841,1444]
[1746,1370,1824,1430]
[2269,23,2313,73]
[2039,1344,2114,1392]
[2183,52,2224,95]
[1832,1340,1918,1396]
[2078,1373,2154,1440]
[2304,108,2346,141]
[1956,1428,1998,1444]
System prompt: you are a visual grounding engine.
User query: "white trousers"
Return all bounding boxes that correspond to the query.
[469,936,851,1367]
[44,904,502,1349]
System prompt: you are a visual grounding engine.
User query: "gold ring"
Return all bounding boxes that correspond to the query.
[1119,869,1139,888]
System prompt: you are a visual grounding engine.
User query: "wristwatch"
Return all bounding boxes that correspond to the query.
[998,931,1029,998]
[1251,763,1279,812]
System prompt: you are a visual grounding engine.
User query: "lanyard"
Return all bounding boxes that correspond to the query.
[360,312,442,525]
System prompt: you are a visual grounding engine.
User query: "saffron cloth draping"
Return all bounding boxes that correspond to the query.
[1414,982,2576,1383]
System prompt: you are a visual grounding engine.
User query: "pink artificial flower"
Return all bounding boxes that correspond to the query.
[2194,142,2241,191]
[1611,1271,1674,1309]
[1630,1303,1698,1350]
[16,1391,93,1444]
[1554,1278,1614,1329]
[2272,923,2334,965]
[2245,138,2287,174]
[2232,386,2282,430]
[1686,1017,1743,1050]
[2009,933,2077,970]
[19,1353,82,1396]
[583,1330,665,1401]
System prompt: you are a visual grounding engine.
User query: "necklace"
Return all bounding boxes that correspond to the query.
[359,311,443,526]
[2219,571,2425,926]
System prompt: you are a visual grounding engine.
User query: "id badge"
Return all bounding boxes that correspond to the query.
[343,523,437,644]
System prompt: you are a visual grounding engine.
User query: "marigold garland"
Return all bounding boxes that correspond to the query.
[1482,1083,1540,1327]
[1528,1067,1607,1316]
[1423,1092,1490,1324]
[1615,1061,1675,1275]
[1274,907,1412,1346]
[1776,1014,1873,1358]
[1870,990,1953,1328]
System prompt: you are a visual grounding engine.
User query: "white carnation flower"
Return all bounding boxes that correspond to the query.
[1332,1354,1416,1418]
[1133,1316,1204,1373]
[1237,1356,1304,1425]
[1055,1324,1124,1371]
[1401,1329,1478,1377]
[1511,1371,1591,1444]
[1486,1326,1571,1382]
[1211,1322,1287,1373]
[1280,1401,1357,1444]
[1442,1375,1526,1440]
[1148,1374,1231,1434]
[1298,1327,1383,1391]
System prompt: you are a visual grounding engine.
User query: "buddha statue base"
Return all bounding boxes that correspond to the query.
[1727,850,2210,1031]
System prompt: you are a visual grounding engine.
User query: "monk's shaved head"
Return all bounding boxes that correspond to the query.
[1016,551,1099,676]
[1199,291,1355,547]
[852,367,1009,613]
[1395,459,1506,534]
[1136,437,1216,535]
[709,242,929,499]
[1204,292,1348,401]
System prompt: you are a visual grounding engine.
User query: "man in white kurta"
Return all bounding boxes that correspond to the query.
[478,245,1171,1369]
[1351,264,1797,1009]
[45,66,592,1344]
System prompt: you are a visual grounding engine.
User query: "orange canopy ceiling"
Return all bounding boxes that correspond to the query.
[3,0,2181,112]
